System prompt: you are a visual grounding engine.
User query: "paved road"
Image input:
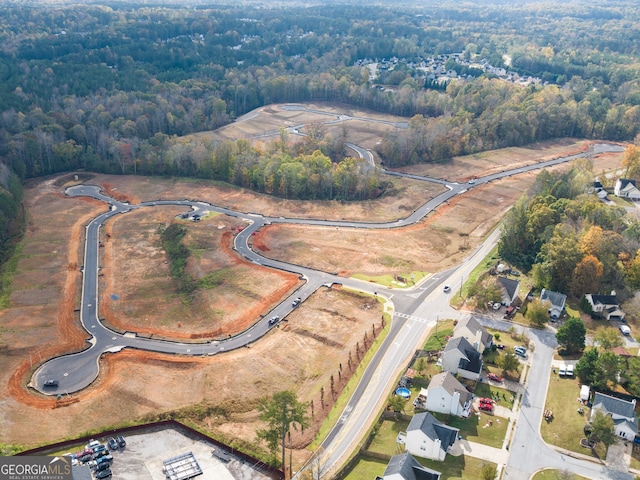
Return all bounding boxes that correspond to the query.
[28,105,626,477]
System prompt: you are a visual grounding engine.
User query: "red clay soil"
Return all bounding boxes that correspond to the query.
[8,196,105,409]
[100,182,140,204]
[101,230,299,339]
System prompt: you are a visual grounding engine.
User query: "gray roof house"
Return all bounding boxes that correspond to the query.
[453,315,493,352]
[540,289,567,320]
[614,179,640,201]
[590,392,638,440]
[440,336,483,381]
[424,371,472,418]
[375,452,441,480]
[496,276,520,306]
[404,412,459,461]
[585,294,625,321]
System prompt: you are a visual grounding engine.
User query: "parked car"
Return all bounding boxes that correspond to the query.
[95,455,113,466]
[107,438,118,451]
[566,364,574,377]
[514,346,527,358]
[43,379,58,387]
[94,462,111,472]
[495,344,506,350]
[268,315,279,326]
[86,440,100,450]
[95,469,112,479]
[78,454,93,464]
[478,403,494,412]
[487,373,503,382]
[558,365,567,376]
[620,325,631,336]
[116,435,126,448]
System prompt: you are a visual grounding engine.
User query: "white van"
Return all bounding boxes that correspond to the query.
[567,364,574,376]
[620,325,631,336]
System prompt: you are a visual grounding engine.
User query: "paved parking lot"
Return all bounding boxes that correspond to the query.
[108,428,276,480]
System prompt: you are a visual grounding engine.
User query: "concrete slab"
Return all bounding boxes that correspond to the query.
[108,427,274,480]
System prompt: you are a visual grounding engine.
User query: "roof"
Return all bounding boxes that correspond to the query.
[407,412,459,452]
[444,337,482,374]
[588,294,619,307]
[593,392,636,419]
[427,372,472,407]
[72,465,93,480]
[540,289,567,309]
[455,316,493,346]
[618,179,637,189]
[382,452,441,480]
[497,276,520,301]
[611,346,632,357]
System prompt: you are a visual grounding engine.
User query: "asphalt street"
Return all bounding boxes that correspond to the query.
[27,105,627,478]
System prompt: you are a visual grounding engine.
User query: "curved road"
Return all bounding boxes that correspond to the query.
[29,106,625,477]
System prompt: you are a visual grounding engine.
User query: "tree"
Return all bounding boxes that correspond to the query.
[257,391,309,470]
[526,298,549,328]
[575,348,599,384]
[593,326,624,350]
[497,350,521,375]
[555,317,586,354]
[480,462,498,480]
[388,394,408,414]
[598,350,622,388]
[589,410,617,448]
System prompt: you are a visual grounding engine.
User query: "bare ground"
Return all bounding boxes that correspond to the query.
[0,102,628,474]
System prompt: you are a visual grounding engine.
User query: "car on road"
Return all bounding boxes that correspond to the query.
[95,469,112,479]
[443,285,451,293]
[116,435,126,448]
[43,379,58,387]
[487,373,503,382]
[292,297,301,307]
[468,179,475,184]
[107,437,118,451]
[268,315,279,326]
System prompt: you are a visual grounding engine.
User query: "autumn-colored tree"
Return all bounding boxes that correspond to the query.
[526,298,550,328]
[622,144,640,179]
[593,326,624,350]
[570,254,603,298]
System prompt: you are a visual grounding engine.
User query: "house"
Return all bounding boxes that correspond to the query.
[404,412,459,461]
[496,276,520,306]
[614,179,640,201]
[375,452,441,480]
[585,294,625,321]
[424,372,472,417]
[590,392,638,440]
[440,336,483,380]
[540,289,567,320]
[453,316,493,352]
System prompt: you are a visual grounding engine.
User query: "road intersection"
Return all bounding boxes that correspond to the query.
[29,123,626,478]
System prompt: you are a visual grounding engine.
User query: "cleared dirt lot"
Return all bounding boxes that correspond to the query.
[0,102,627,472]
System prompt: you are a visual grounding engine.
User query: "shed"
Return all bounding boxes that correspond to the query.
[580,385,590,402]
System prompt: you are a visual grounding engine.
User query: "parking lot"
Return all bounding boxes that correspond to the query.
[101,428,276,480]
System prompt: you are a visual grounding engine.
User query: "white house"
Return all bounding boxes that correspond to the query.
[424,372,472,418]
[540,289,567,320]
[614,179,640,201]
[585,293,625,321]
[440,336,483,381]
[453,316,493,352]
[376,452,441,480]
[496,276,520,306]
[404,412,459,461]
[590,392,638,440]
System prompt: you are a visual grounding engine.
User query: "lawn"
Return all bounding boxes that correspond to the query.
[341,452,495,480]
[368,418,410,455]
[444,412,509,449]
[532,469,591,480]
[540,372,607,459]
[423,320,455,351]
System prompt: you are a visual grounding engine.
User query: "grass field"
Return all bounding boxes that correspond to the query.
[532,469,591,480]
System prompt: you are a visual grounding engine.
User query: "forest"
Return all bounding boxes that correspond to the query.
[1,1,640,269]
[498,147,640,301]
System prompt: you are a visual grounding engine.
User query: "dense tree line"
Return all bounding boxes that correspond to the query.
[498,152,640,299]
[0,3,639,181]
[0,164,23,265]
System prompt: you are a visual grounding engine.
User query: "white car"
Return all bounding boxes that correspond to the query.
[443,285,451,293]
[619,325,631,336]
